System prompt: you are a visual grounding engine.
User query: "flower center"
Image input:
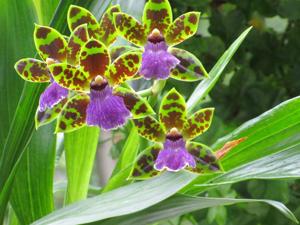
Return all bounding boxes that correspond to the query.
[147,28,165,44]
[90,75,108,92]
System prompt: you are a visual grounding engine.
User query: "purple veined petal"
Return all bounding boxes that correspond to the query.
[39,81,69,112]
[154,138,196,172]
[86,84,131,130]
[140,41,180,80]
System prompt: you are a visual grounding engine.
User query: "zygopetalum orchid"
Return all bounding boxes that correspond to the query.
[113,0,208,80]
[48,39,154,132]
[131,88,223,179]
[15,23,89,128]
[67,4,137,65]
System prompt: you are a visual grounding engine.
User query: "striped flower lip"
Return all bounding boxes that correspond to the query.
[140,29,180,80]
[86,76,131,130]
[154,134,196,172]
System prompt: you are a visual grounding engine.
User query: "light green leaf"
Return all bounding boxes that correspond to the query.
[10,125,56,224]
[98,195,298,225]
[32,172,197,225]
[64,126,100,204]
[186,27,252,112]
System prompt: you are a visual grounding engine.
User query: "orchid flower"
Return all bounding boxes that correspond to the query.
[15,23,89,128]
[48,39,154,132]
[113,0,208,80]
[130,88,228,179]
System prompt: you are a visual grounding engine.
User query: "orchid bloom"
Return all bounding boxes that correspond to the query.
[15,24,89,128]
[48,39,154,132]
[14,4,121,128]
[130,88,220,179]
[113,0,208,80]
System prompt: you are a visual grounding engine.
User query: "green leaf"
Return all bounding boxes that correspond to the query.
[64,126,100,204]
[10,125,56,224]
[166,12,200,46]
[184,96,300,195]
[103,124,140,192]
[186,27,252,112]
[195,146,300,187]
[142,0,172,35]
[32,172,197,225]
[169,48,208,81]
[159,88,187,132]
[98,195,298,225]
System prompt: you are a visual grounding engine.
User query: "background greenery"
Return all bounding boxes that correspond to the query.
[0,0,300,224]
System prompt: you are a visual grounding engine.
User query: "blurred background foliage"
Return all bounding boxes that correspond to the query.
[111,0,300,224]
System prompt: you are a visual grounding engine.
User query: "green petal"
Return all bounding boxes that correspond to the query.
[186,142,222,174]
[98,5,121,46]
[109,45,138,62]
[114,86,155,119]
[182,108,214,140]
[106,52,142,85]
[133,116,166,142]
[48,63,90,91]
[34,24,67,62]
[35,98,68,128]
[165,12,200,46]
[159,88,187,132]
[67,5,101,39]
[67,24,89,65]
[14,58,50,82]
[56,93,89,133]
[129,144,163,180]
[142,0,172,35]
[80,39,110,81]
[114,12,147,47]
[169,48,208,81]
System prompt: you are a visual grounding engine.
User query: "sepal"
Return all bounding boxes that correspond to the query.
[129,144,163,180]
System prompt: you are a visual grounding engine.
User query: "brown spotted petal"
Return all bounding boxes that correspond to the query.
[14,58,51,82]
[67,5,101,39]
[114,86,155,119]
[113,12,147,47]
[80,39,110,81]
[133,116,166,142]
[67,24,89,65]
[165,12,200,46]
[186,142,223,174]
[129,144,163,180]
[182,108,214,140]
[98,5,121,46]
[35,98,68,129]
[159,88,187,132]
[56,93,90,133]
[142,0,172,35]
[169,47,208,81]
[109,45,139,63]
[48,63,90,92]
[106,52,142,85]
[34,24,67,62]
